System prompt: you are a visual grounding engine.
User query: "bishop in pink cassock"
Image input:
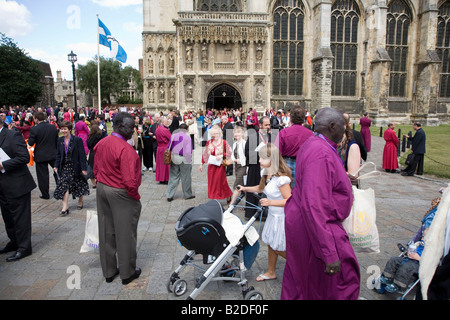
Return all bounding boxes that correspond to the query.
[281,108,360,300]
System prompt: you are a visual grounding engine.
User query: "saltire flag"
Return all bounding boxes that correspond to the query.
[98,18,127,63]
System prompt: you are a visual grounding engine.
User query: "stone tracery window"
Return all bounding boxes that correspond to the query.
[386,0,411,97]
[272,0,305,96]
[437,0,450,97]
[196,0,241,12]
[330,0,360,96]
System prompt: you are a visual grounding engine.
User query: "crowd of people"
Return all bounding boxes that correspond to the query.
[1,102,443,300]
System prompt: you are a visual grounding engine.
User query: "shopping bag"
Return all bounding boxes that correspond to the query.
[26,140,35,166]
[80,210,100,253]
[343,185,380,253]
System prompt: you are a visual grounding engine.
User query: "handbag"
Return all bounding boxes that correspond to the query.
[163,139,173,165]
[80,210,100,253]
[342,162,380,253]
[222,140,232,167]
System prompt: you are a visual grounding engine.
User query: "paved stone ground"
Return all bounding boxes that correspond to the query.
[0,134,448,301]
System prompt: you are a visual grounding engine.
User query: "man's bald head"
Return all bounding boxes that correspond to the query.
[314,108,346,144]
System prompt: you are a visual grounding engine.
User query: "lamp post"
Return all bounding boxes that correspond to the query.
[67,50,78,120]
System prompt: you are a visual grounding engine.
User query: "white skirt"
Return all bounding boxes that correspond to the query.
[261,209,285,252]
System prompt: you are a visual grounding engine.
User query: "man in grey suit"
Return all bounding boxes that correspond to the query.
[0,117,37,261]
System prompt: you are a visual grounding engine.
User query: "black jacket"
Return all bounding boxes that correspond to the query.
[0,128,36,198]
[54,135,88,178]
[28,121,59,162]
[410,128,426,154]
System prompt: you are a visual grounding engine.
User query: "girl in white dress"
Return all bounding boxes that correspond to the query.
[237,143,292,281]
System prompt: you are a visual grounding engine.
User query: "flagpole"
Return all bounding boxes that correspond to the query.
[97,14,101,114]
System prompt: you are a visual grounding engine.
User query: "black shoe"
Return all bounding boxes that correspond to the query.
[185,196,195,200]
[39,195,50,200]
[60,209,70,216]
[6,250,31,262]
[0,242,18,254]
[122,268,141,285]
[401,172,414,176]
[167,197,173,202]
[105,269,120,283]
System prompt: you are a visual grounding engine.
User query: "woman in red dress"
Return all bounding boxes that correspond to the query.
[199,125,233,201]
[382,122,399,173]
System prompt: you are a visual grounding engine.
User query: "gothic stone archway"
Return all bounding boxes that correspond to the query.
[206,83,242,110]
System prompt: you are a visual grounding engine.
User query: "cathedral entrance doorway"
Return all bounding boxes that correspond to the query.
[206,83,242,111]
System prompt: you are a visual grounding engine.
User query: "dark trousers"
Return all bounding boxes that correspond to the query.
[36,160,57,198]
[383,256,419,288]
[97,183,142,280]
[0,191,32,252]
[404,153,424,175]
[142,137,153,169]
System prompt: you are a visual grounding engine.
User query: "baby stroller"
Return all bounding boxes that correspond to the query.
[372,243,421,300]
[372,199,439,300]
[167,191,264,300]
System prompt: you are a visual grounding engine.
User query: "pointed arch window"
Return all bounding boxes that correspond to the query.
[272,0,305,96]
[331,0,360,96]
[437,1,450,97]
[196,0,241,12]
[386,0,411,97]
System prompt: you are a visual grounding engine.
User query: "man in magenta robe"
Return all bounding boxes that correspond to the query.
[359,113,371,152]
[155,116,171,183]
[281,108,360,300]
[382,122,399,173]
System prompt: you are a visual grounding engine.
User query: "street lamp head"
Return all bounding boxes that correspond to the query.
[68,50,77,63]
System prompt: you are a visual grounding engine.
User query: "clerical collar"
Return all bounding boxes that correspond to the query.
[314,132,342,163]
[111,132,126,141]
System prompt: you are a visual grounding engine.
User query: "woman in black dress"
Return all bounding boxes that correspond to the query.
[53,121,89,216]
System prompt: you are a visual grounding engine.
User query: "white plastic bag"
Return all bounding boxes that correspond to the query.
[80,210,100,253]
[343,185,380,253]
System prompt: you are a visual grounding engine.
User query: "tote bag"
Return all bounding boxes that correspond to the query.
[342,162,380,253]
[80,210,100,253]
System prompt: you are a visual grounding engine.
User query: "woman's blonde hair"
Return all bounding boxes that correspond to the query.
[209,124,223,138]
[258,143,292,191]
[233,125,247,141]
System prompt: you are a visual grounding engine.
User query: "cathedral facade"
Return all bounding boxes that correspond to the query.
[142,0,450,125]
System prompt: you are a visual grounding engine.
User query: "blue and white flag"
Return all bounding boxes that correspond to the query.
[98,18,127,63]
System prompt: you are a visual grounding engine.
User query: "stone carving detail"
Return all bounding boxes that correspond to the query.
[148,82,155,103]
[169,83,176,103]
[159,83,165,103]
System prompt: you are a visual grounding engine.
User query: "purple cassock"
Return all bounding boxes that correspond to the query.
[360,117,371,152]
[281,134,360,300]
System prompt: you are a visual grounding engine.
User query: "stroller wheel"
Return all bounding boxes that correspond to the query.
[173,279,188,297]
[244,290,263,301]
[166,277,178,293]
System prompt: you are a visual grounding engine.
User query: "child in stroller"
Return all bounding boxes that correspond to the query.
[167,191,264,300]
[376,197,440,296]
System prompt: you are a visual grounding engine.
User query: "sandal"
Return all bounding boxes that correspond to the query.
[256,274,277,282]
[77,203,83,210]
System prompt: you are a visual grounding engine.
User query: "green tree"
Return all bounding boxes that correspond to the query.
[0,33,43,106]
[77,56,128,105]
[121,65,143,96]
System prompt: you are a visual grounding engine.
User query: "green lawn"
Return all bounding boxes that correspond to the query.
[353,124,450,179]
